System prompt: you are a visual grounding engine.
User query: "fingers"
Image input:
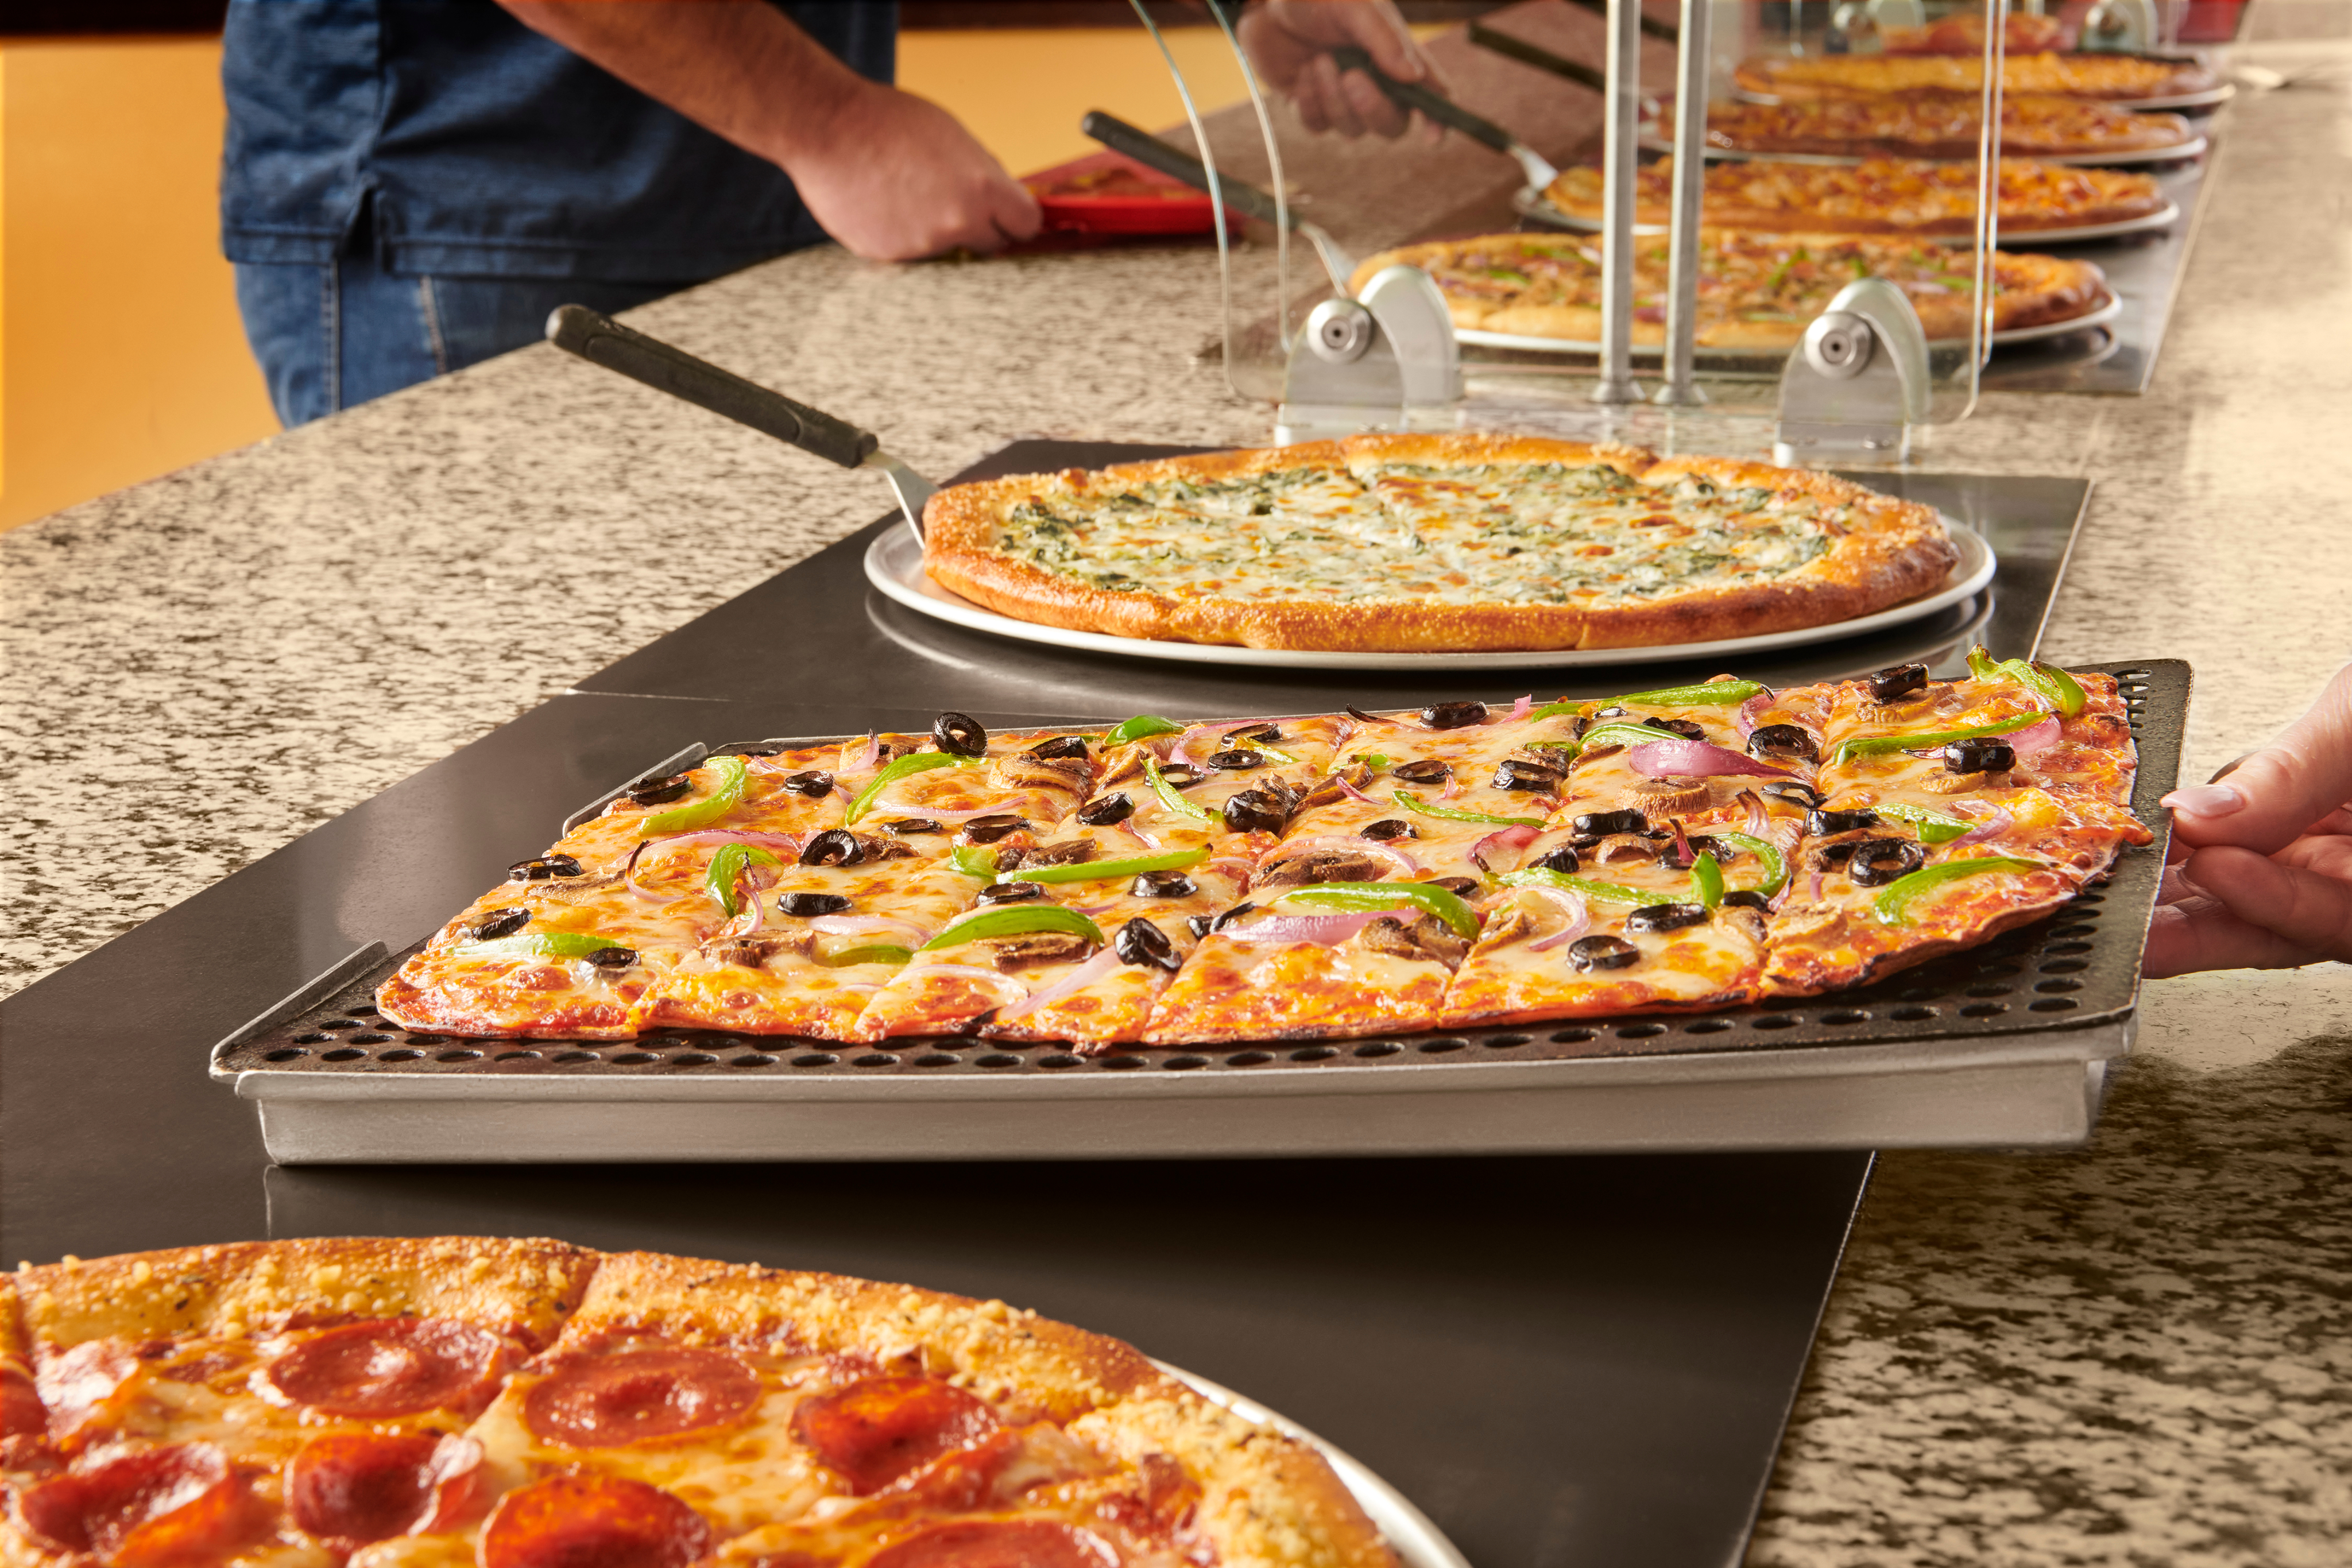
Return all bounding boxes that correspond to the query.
[2176,843,2352,965]
[1335,61,1413,137]
[1303,52,1371,138]
[1333,0,1430,83]
[2141,896,2322,978]
[2164,660,2352,855]
[989,177,1043,245]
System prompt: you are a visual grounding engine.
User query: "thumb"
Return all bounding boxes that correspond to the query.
[2164,660,2352,856]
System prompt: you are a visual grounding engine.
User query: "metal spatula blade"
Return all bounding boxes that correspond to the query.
[545,305,936,545]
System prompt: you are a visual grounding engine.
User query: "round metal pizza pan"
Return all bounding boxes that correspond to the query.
[1453,292,2121,357]
[1639,127,2210,167]
[1731,83,2232,112]
[862,510,1995,671]
[1514,184,2181,246]
[1155,1360,1471,1568]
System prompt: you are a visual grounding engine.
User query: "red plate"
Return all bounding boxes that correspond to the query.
[1023,149,1229,237]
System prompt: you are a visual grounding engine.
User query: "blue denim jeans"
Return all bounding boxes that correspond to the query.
[233,245,690,427]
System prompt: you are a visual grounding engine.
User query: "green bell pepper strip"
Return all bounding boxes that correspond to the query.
[1392,789,1546,829]
[1610,680,1766,708]
[1577,722,1690,753]
[1523,702,1584,724]
[1689,851,1724,911]
[997,847,1208,886]
[1966,645,2002,682]
[1106,715,1185,746]
[1493,868,1657,906]
[844,751,973,825]
[920,905,1106,951]
[705,843,785,917]
[1967,645,2088,718]
[1871,803,1976,845]
[949,845,998,878]
[1709,832,1789,896]
[463,932,632,961]
[1873,857,2044,926]
[815,943,912,969]
[638,756,748,836]
[1144,757,1214,823]
[1275,881,1479,940]
[1829,710,2049,766]
[1353,752,1392,771]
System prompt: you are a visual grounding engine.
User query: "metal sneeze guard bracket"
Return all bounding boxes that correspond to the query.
[1276,266,1462,443]
[1774,280,1933,467]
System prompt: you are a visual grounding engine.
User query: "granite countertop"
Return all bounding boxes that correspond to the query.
[3,26,2347,1568]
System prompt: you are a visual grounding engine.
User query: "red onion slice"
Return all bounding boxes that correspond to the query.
[622,841,668,905]
[2008,717,2063,756]
[1522,886,1593,952]
[1469,823,1541,873]
[1501,694,1532,723]
[1206,856,1258,888]
[807,914,933,945]
[1736,788,1769,838]
[1259,834,1423,878]
[1627,738,1793,779]
[713,887,763,942]
[1735,693,1773,740]
[1332,771,1378,806]
[1224,908,1402,946]
[1947,806,2016,848]
[1170,724,1227,769]
[1114,821,1165,851]
[1808,867,1824,904]
[851,731,881,772]
[995,946,1131,1023]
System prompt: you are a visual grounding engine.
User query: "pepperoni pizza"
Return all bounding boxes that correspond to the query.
[0,1238,1395,1568]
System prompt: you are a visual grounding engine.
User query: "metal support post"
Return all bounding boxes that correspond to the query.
[1654,0,1710,408]
[1592,0,1643,404]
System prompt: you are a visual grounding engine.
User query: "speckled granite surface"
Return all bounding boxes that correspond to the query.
[4,33,2349,1568]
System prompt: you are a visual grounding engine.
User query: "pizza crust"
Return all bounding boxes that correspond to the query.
[1545,160,2168,237]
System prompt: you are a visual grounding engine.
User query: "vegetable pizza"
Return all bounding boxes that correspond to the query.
[1544,157,2167,237]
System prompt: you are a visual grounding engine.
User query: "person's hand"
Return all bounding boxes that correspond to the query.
[784,81,1041,261]
[1237,0,1448,141]
[2144,661,2352,977]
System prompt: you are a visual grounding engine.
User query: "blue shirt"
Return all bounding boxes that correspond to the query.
[221,0,898,281]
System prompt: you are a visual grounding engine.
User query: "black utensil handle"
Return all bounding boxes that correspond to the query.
[1467,21,1609,94]
[546,305,877,470]
[1329,45,1515,154]
[1078,110,1291,229]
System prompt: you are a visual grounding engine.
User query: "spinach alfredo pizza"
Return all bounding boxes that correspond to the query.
[377,649,2149,1048]
[922,435,1957,653]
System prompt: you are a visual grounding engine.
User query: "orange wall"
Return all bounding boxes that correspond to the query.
[0,28,1266,533]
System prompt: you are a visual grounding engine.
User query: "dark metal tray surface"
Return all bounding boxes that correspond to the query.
[215,660,2183,1087]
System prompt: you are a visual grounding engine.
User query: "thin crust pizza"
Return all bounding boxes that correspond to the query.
[1733,51,2219,102]
[1668,95,2196,160]
[1544,157,2167,236]
[373,650,2151,1050]
[1351,230,2110,348]
[0,1238,1395,1568]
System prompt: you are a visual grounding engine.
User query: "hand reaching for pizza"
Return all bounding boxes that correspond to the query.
[1237,0,1449,141]
[2145,661,2352,976]
[784,80,1043,261]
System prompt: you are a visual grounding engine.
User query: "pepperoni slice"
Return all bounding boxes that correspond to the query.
[866,1520,1117,1568]
[17,1442,264,1565]
[36,1339,138,1445]
[264,1318,502,1417]
[790,1375,999,1495]
[522,1345,761,1449]
[2,1362,47,1438]
[287,1431,482,1544]
[478,1474,712,1568]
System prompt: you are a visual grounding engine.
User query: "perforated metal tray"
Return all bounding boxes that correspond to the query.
[212,662,2184,1164]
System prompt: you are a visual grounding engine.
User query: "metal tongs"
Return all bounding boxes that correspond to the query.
[1327,45,1560,192]
[546,305,935,544]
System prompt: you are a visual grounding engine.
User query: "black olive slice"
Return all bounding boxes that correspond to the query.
[585,947,637,968]
[1746,724,1818,761]
[1593,706,1630,718]
[1132,870,1197,899]
[1115,917,1181,970]
[1846,839,1928,886]
[1568,934,1640,972]
[1206,749,1265,771]
[1391,759,1453,785]
[878,818,941,835]
[1642,717,1708,741]
[710,742,785,758]
[1864,663,1930,702]
[1026,735,1089,760]
[1359,819,1418,841]
[1155,764,1205,788]
[780,769,835,797]
[1815,841,1863,866]
[1806,807,1881,836]
[1421,876,1481,897]
[1626,902,1710,933]
[1492,758,1564,792]
[977,882,1044,904]
[1660,835,1732,870]
[1077,793,1134,826]
[1572,808,1649,836]
[798,830,865,867]
[1722,889,1772,911]
[960,815,1030,844]
[933,711,988,757]
[1223,790,1288,834]
[1762,781,1824,809]
[1186,914,1214,939]
[1945,738,2017,773]
[1225,723,1283,746]
[626,776,692,806]
[1345,706,1388,725]
[469,908,530,940]
[773,892,853,917]
[1421,701,1489,730]
[1534,845,1581,874]
[1210,903,1260,933]
[508,854,584,881]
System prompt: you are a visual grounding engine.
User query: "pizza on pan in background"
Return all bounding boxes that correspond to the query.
[1544,157,2167,236]
[1732,51,2218,102]
[1352,230,2110,348]
[1879,10,2071,54]
[374,645,2149,1049]
[1669,95,2197,160]
[0,1238,1396,1568]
